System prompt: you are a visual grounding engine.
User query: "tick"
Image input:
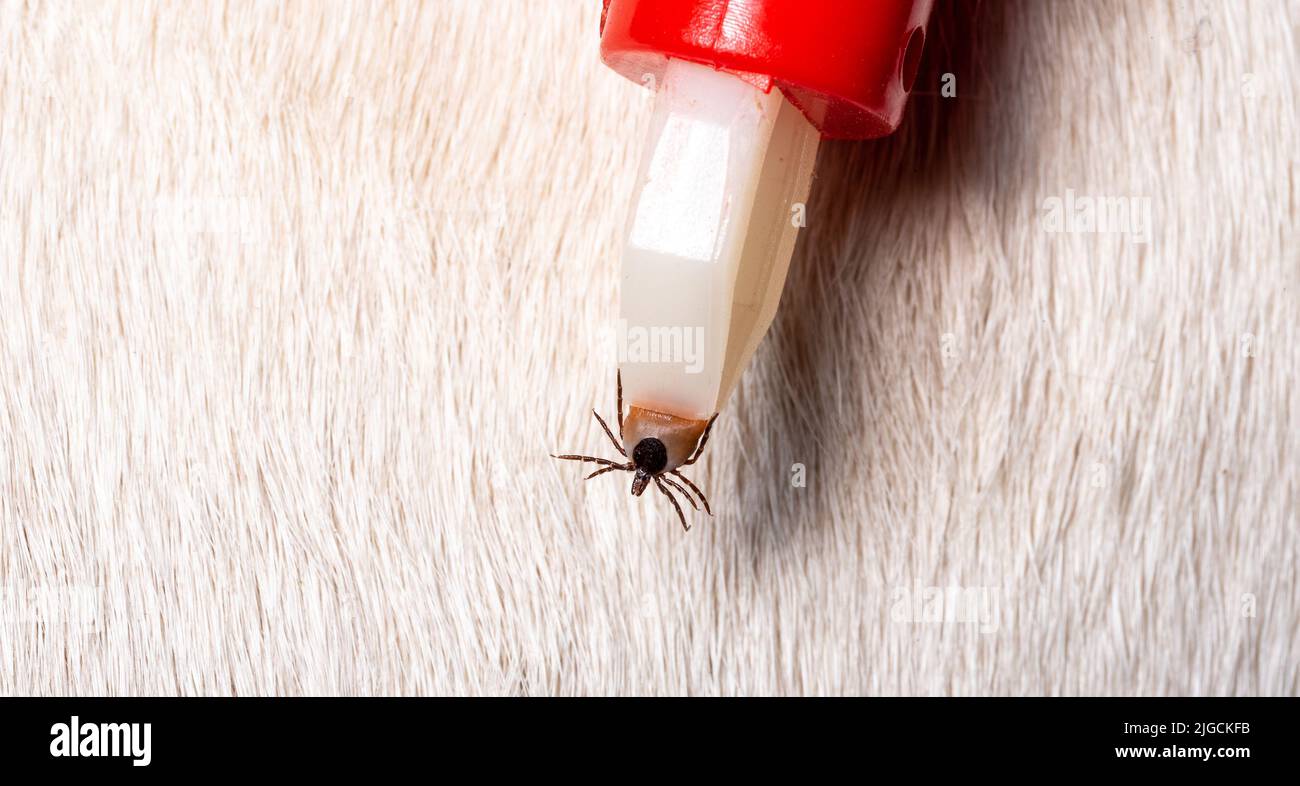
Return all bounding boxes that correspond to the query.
[552,372,716,531]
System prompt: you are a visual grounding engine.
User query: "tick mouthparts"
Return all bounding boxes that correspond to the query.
[630,470,651,497]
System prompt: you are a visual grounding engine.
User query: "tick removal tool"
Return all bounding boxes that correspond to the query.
[554,0,935,530]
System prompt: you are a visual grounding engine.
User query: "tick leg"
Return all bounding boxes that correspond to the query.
[669,470,712,516]
[659,475,698,511]
[654,476,689,532]
[616,370,625,441]
[585,464,629,480]
[551,454,626,469]
[592,410,626,456]
[682,414,719,466]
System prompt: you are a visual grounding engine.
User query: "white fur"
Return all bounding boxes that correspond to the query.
[0,1,1294,695]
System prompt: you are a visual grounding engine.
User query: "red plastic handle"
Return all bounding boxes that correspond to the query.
[600,0,934,139]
